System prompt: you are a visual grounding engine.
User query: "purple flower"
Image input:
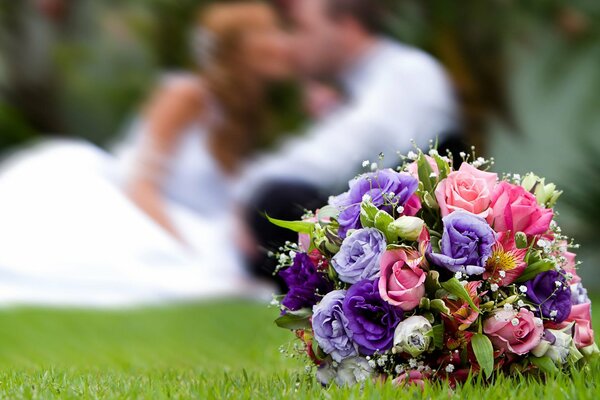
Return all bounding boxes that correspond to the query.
[331,228,386,284]
[279,253,333,311]
[570,282,590,305]
[330,169,419,238]
[342,279,403,355]
[427,210,496,275]
[525,270,572,323]
[312,290,357,362]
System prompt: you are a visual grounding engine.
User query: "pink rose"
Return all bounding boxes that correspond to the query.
[484,308,543,355]
[552,302,595,349]
[435,163,497,218]
[378,249,426,311]
[406,156,439,179]
[487,182,553,236]
[392,370,427,389]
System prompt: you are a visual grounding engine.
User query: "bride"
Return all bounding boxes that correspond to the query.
[0,2,292,306]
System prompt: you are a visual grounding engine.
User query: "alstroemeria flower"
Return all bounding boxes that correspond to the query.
[484,232,527,286]
[443,281,482,331]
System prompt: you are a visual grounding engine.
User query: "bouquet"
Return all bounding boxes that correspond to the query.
[270,148,598,387]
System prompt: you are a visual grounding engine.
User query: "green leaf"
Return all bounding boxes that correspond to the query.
[274,308,312,330]
[441,278,480,313]
[425,270,442,293]
[416,152,435,194]
[360,200,379,228]
[472,333,494,379]
[432,152,450,180]
[374,210,395,243]
[430,298,450,314]
[515,260,555,283]
[530,356,559,374]
[432,324,444,349]
[266,215,315,234]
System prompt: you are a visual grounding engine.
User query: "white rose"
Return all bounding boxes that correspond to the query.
[393,316,433,357]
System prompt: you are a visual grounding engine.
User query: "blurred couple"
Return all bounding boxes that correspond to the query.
[0,0,459,306]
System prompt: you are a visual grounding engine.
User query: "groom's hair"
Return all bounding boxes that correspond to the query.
[324,0,386,34]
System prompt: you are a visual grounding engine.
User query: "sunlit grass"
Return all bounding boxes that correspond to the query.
[0,299,597,399]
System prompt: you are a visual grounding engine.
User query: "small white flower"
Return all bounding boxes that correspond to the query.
[396,206,405,214]
[408,358,418,368]
[555,281,562,288]
[395,365,403,374]
[534,317,543,327]
[519,285,528,293]
[362,194,372,202]
[362,160,370,168]
[459,152,466,158]
[370,162,378,171]
[503,304,513,311]
[407,151,418,160]
[429,149,439,156]
[490,283,499,292]
[511,318,519,326]
[550,310,558,318]
[445,364,455,373]
[499,270,506,278]
[517,300,525,307]
[368,360,376,368]
[377,358,386,367]
[454,272,463,280]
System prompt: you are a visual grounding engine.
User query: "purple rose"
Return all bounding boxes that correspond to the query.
[342,279,403,355]
[280,253,333,311]
[428,210,496,275]
[312,290,357,362]
[525,270,572,323]
[330,169,419,238]
[331,228,386,284]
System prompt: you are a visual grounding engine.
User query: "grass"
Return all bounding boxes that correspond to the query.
[0,300,597,399]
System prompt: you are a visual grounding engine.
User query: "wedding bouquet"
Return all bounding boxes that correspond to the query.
[270,148,598,387]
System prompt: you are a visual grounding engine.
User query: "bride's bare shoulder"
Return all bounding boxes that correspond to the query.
[144,73,206,121]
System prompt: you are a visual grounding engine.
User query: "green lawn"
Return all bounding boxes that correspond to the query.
[0,299,597,399]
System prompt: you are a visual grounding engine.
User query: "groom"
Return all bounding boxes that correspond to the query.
[240,0,463,284]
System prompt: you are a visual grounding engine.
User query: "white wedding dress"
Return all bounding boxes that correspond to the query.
[0,77,269,307]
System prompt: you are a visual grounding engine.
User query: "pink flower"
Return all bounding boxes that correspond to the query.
[484,232,527,286]
[484,308,544,355]
[392,370,427,389]
[435,163,497,218]
[378,249,426,311]
[406,156,439,179]
[552,302,595,349]
[487,182,553,236]
[403,194,422,217]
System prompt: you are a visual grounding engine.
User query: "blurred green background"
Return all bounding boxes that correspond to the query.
[1,0,600,286]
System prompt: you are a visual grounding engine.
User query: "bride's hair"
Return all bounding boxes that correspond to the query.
[196,1,277,175]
